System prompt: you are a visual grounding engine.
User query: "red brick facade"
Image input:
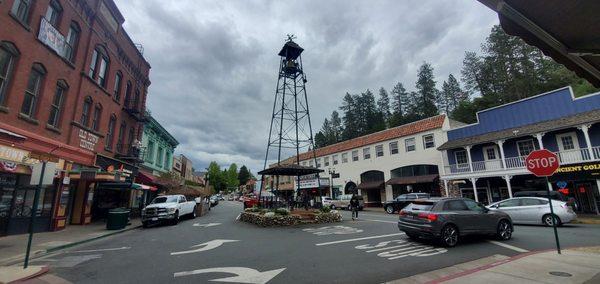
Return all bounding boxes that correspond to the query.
[0,0,150,165]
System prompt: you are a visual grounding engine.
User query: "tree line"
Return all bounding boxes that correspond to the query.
[314,25,597,148]
[206,162,254,193]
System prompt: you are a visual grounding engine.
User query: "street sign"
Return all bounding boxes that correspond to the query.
[525,149,560,177]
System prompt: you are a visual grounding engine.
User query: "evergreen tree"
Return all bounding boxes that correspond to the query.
[377,87,391,126]
[237,165,251,185]
[340,93,359,140]
[390,82,409,127]
[226,163,239,191]
[415,62,439,118]
[314,131,327,148]
[439,74,466,114]
[329,110,343,143]
[207,161,226,193]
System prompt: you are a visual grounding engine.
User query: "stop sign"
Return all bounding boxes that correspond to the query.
[525,149,560,177]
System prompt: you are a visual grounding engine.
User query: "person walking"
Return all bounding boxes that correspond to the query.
[350,194,359,220]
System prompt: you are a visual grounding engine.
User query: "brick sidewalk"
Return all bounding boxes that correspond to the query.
[0,219,141,266]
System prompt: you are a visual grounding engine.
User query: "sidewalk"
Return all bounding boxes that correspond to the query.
[390,246,600,283]
[362,207,385,213]
[0,218,141,267]
[573,214,600,225]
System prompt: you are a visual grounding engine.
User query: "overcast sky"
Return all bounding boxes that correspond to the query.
[114,0,499,174]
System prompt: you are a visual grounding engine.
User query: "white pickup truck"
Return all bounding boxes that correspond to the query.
[141,195,196,227]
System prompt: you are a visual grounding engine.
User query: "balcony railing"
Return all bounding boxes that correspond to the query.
[444,146,599,175]
[115,144,146,163]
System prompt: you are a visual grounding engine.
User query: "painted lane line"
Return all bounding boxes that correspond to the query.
[193,222,221,227]
[487,240,529,253]
[69,247,131,253]
[316,233,405,246]
[173,267,286,284]
[366,244,412,253]
[387,248,443,260]
[361,218,397,224]
[171,240,239,256]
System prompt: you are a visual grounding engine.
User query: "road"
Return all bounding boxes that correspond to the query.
[32,201,600,284]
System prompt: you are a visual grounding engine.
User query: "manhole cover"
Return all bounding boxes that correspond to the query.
[549,271,572,277]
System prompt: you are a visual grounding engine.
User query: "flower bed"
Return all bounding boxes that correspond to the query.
[239,208,342,227]
[315,211,343,223]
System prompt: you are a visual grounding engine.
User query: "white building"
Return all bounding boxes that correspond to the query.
[296,114,462,207]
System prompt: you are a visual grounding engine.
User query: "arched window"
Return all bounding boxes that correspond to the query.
[91,103,102,131]
[80,96,92,126]
[113,71,122,102]
[11,0,32,25]
[0,41,19,106]
[47,80,68,128]
[124,81,131,107]
[21,63,46,118]
[133,88,140,109]
[117,122,126,153]
[64,22,80,62]
[105,114,117,150]
[44,0,63,27]
[88,45,109,87]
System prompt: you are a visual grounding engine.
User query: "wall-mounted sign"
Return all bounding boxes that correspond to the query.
[294,176,330,189]
[78,129,99,151]
[38,17,66,56]
[95,155,137,182]
[553,162,600,180]
[0,144,29,163]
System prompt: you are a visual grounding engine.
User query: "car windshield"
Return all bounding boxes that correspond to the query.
[152,196,178,204]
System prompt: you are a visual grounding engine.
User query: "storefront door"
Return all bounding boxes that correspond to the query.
[574,183,599,214]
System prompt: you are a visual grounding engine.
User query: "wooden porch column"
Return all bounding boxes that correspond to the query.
[504,175,513,198]
[497,140,506,168]
[470,177,479,202]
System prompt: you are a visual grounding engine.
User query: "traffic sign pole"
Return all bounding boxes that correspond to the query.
[545,176,561,254]
[24,160,46,268]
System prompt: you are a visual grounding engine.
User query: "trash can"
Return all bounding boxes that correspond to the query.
[106,208,130,230]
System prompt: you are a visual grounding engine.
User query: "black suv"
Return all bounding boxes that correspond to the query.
[397,197,513,247]
[383,193,430,214]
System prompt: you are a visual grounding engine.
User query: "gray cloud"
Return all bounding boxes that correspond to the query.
[114,0,498,173]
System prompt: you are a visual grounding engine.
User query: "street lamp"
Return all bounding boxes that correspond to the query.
[328,168,337,199]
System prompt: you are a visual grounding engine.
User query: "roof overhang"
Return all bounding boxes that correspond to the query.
[258,164,323,176]
[478,0,600,87]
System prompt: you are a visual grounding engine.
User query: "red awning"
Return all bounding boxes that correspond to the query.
[136,171,157,185]
[357,181,384,190]
[386,174,439,186]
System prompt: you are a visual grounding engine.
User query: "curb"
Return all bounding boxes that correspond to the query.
[1,225,141,267]
[6,266,49,284]
[425,249,554,284]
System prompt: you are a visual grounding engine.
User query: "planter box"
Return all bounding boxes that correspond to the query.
[239,211,342,227]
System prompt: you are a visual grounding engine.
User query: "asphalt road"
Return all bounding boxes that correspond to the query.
[32,201,600,284]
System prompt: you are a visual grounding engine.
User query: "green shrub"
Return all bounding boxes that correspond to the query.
[319,206,331,213]
[274,208,290,216]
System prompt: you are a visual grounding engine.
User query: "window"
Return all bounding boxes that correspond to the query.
[64,23,80,62]
[11,0,32,24]
[483,146,497,160]
[363,147,371,159]
[341,153,348,163]
[444,200,468,211]
[560,135,575,150]
[0,43,18,106]
[464,200,484,211]
[97,57,108,87]
[324,157,330,166]
[316,158,321,168]
[133,89,140,109]
[522,198,546,206]
[21,66,45,118]
[375,145,384,157]
[405,138,416,152]
[105,115,116,150]
[352,150,359,161]
[455,150,468,165]
[45,0,62,27]
[113,72,122,102]
[146,141,155,162]
[423,134,435,149]
[88,50,98,77]
[91,104,102,131]
[124,81,132,107]
[157,147,164,166]
[389,141,398,155]
[117,122,126,153]
[47,82,66,128]
[128,127,135,146]
[88,47,109,87]
[309,160,314,167]
[301,161,306,166]
[164,152,171,170]
[80,97,92,126]
[332,154,338,165]
[498,199,521,208]
[517,139,536,156]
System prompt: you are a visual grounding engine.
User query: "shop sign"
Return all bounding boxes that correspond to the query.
[78,129,99,151]
[0,144,29,163]
[95,155,137,181]
[38,17,66,56]
[553,161,600,180]
[294,176,330,189]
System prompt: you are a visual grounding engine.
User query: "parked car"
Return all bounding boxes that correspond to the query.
[322,196,333,208]
[487,197,576,226]
[513,190,568,201]
[383,193,430,214]
[397,197,513,247]
[330,194,364,210]
[141,195,196,227]
[243,196,259,209]
[210,195,219,207]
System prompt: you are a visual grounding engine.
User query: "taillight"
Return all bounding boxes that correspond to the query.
[399,210,407,216]
[418,212,437,222]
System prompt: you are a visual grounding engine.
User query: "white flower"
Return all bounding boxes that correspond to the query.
[264,212,275,217]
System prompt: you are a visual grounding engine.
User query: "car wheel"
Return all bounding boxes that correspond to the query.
[385,206,394,214]
[496,219,512,240]
[543,214,561,227]
[192,207,197,219]
[172,211,179,225]
[440,224,459,247]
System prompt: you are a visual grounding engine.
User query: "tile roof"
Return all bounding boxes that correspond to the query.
[297,114,447,161]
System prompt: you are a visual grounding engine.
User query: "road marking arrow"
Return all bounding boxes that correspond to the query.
[173,267,285,284]
[171,239,238,255]
[193,222,222,227]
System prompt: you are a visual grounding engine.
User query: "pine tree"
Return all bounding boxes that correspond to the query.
[314,131,327,148]
[415,62,439,118]
[377,87,391,126]
[340,93,359,140]
[439,74,466,114]
[390,82,409,127]
[238,165,251,185]
[329,110,343,143]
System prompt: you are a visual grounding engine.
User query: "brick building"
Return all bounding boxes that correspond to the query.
[0,0,150,235]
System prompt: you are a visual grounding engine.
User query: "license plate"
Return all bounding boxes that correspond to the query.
[151,217,158,221]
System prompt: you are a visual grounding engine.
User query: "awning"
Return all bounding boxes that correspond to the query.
[258,164,323,176]
[0,128,27,139]
[97,182,157,191]
[136,171,157,184]
[386,174,439,186]
[357,181,385,190]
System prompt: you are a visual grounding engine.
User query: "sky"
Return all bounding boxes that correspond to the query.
[114,0,499,174]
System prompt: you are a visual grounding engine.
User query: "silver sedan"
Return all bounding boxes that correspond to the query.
[487,197,577,226]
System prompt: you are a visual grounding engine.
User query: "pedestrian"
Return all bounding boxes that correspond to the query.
[303,192,309,210]
[350,194,359,220]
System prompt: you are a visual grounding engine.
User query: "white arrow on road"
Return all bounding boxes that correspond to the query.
[171,239,238,255]
[193,222,221,227]
[173,267,285,284]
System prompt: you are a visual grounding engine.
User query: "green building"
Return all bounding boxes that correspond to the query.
[140,112,179,177]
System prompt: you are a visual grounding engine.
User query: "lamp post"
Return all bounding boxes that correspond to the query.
[328,168,336,199]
